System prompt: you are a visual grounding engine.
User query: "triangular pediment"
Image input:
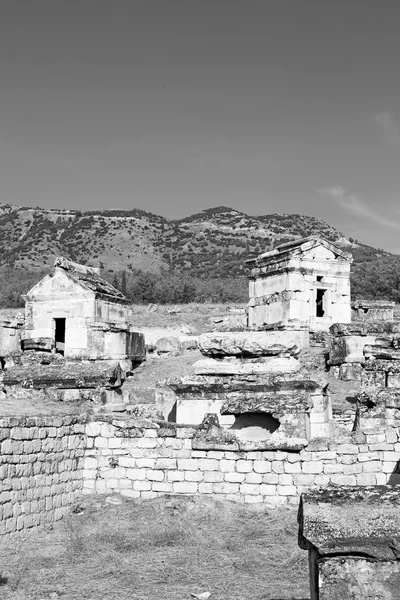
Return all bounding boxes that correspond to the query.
[25,269,95,300]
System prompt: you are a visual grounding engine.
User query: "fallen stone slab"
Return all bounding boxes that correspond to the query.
[198,331,301,357]
[156,336,182,356]
[3,361,122,389]
[21,337,55,352]
[364,345,400,360]
[330,321,400,336]
[299,485,400,558]
[192,357,301,376]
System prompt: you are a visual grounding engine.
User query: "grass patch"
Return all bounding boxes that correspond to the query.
[0,495,309,600]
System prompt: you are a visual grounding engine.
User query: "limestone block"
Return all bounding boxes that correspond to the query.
[192,357,300,376]
[329,335,376,365]
[156,337,182,356]
[317,557,400,600]
[299,486,400,600]
[198,331,301,357]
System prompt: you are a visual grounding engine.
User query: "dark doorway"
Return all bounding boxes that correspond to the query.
[316,289,325,317]
[54,318,66,355]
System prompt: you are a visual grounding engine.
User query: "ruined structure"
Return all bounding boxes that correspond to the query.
[156,330,332,447]
[328,321,400,382]
[299,486,400,599]
[351,299,395,322]
[246,236,352,331]
[23,257,143,363]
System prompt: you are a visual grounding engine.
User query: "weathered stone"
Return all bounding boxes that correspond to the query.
[192,357,300,376]
[198,331,301,357]
[21,337,55,352]
[364,345,400,360]
[299,485,400,558]
[351,299,395,323]
[330,321,400,336]
[317,557,400,600]
[3,362,122,389]
[299,485,400,600]
[156,337,182,356]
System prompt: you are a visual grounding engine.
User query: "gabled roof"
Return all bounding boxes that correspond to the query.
[245,235,353,267]
[52,257,129,303]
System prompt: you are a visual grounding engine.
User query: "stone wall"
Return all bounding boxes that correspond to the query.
[82,409,400,504]
[3,401,400,536]
[0,415,87,535]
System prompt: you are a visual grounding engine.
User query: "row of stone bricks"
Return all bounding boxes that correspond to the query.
[1,437,86,456]
[0,486,80,517]
[0,449,85,465]
[1,469,84,494]
[0,415,87,428]
[83,448,398,475]
[0,424,86,441]
[83,477,298,505]
[0,506,73,535]
[83,461,392,496]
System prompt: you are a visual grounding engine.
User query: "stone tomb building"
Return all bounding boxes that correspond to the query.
[23,257,143,362]
[246,236,352,331]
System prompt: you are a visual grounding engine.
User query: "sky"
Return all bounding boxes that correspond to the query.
[1,1,400,252]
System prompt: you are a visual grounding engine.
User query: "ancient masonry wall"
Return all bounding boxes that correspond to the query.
[82,415,400,505]
[4,409,400,537]
[0,415,87,535]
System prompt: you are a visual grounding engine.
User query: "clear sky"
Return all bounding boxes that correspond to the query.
[1,0,400,252]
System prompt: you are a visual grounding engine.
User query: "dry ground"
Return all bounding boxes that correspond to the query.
[0,495,310,600]
[127,303,247,332]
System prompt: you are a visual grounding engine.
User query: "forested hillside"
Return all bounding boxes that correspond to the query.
[0,203,398,307]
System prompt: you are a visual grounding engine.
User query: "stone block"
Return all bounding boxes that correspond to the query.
[146,470,165,482]
[259,484,277,496]
[253,460,272,473]
[198,482,213,494]
[135,458,155,468]
[173,482,198,494]
[262,473,279,484]
[271,461,284,474]
[184,471,204,482]
[219,459,235,473]
[302,462,323,474]
[245,472,262,484]
[224,472,245,483]
[277,485,297,496]
[155,458,177,470]
[136,438,158,449]
[177,459,198,471]
[329,474,357,485]
[343,464,362,475]
[236,460,253,473]
[167,471,184,482]
[240,483,260,495]
[356,473,377,485]
[198,459,219,471]
[152,482,173,493]
[284,462,301,474]
[204,471,224,483]
[133,480,152,491]
[126,468,146,481]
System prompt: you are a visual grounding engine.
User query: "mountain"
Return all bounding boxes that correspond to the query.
[0,204,349,275]
[0,203,398,306]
